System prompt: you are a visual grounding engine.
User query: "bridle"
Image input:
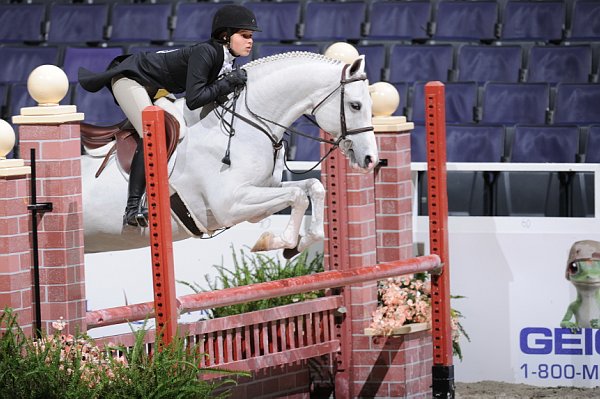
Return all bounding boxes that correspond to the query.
[216,63,374,171]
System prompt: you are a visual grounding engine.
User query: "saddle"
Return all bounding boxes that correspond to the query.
[80,112,180,178]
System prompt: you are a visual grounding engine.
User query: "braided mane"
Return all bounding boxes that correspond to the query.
[243,51,343,70]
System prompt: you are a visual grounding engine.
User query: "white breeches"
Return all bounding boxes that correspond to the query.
[111,77,153,138]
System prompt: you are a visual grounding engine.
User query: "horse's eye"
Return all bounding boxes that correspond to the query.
[350,102,361,111]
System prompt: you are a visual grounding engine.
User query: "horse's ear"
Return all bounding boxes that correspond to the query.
[348,55,365,77]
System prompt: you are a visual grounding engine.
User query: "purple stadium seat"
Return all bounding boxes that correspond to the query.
[411,82,478,124]
[74,85,126,126]
[172,2,229,43]
[433,1,498,41]
[570,1,600,40]
[110,3,172,43]
[501,1,566,41]
[481,83,549,125]
[511,125,580,163]
[527,45,592,84]
[356,44,385,82]
[302,1,366,41]
[456,45,522,83]
[392,82,408,117]
[554,84,600,125]
[0,4,46,43]
[62,47,124,83]
[288,118,320,161]
[585,126,600,163]
[243,1,300,42]
[0,47,60,83]
[388,45,453,83]
[368,1,431,41]
[47,3,109,44]
[256,44,320,59]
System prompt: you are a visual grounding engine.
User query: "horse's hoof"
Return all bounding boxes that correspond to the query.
[283,247,300,259]
[251,231,274,252]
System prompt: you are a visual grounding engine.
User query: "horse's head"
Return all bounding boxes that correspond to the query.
[311,56,378,172]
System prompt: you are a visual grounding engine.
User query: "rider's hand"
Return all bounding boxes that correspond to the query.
[224,67,247,88]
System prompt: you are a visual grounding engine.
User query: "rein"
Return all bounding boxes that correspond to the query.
[216,63,373,172]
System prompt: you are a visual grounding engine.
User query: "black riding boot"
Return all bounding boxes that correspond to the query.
[124,139,149,227]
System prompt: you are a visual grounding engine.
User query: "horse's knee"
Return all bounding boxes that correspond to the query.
[290,187,309,209]
[308,179,325,200]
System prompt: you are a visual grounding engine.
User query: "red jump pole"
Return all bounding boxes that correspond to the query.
[424,82,455,398]
[142,106,177,347]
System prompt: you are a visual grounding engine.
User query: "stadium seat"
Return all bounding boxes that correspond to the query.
[74,85,126,126]
[392,82,408,117]
[288,118,320,161]
[47,3,109,44]
[356,44,385,82]
[243,1,300,42]
[569,0,600,41]
[302,1,366,41]
[433,1,498,42]
[456,45,522,83]
[388,44,453,83]
[411,124,426,162]
[256,44,320,59]
[585,125,600,163]
[554,84,600,125]
[481,83,550,125]
[110,3,172,43]
[0,4,46,43]
[501,1,566,42]
[62,47,124,83]
[510,125,580,163]
[127,45,182,55]
[367,1,431,41]
[573,125,600,217]
[0,47,60,83]
[411,82,478,124]
[172,2,226,43]
[527,45,592,84]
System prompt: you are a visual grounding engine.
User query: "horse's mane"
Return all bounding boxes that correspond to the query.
[243,51,343,70]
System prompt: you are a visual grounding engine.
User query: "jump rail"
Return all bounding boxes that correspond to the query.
[86,255,441,329]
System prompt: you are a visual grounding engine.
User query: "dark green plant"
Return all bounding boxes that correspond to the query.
[0,308,242,399]
[179,247,324,318]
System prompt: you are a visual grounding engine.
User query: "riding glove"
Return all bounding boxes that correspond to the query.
[224,67,247,88]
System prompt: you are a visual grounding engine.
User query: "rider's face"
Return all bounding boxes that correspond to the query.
[229,30,253,57]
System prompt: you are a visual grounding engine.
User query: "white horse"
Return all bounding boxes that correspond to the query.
[81,52,378,254]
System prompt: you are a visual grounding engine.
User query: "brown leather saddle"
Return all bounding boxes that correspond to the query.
[80,112,180,178]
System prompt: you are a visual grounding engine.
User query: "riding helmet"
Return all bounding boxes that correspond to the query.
[211,5,261,38]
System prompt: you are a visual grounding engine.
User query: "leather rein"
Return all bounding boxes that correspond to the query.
[216,64,374,171]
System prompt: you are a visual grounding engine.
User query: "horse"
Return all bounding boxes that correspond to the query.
[81,52,378,255]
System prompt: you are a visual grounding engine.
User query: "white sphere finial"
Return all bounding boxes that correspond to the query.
[27,65,69,106]
[324,42,359,64]
[370,82,400,117]
[0,119,15,159]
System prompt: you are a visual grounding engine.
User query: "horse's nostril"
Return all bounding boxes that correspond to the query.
[365,155,372,166]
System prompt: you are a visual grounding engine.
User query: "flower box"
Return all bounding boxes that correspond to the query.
[363,321,430,336]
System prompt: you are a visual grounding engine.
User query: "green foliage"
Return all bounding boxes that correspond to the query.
[0,309,242,399]
[179,247,324,318]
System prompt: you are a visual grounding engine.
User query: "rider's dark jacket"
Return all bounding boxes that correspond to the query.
[78,39,230,110]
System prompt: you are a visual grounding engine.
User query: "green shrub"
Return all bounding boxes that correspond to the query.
[179,247,324,318]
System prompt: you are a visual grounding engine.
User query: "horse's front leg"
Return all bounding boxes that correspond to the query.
[279,179,325,258]
[225,186,309,252]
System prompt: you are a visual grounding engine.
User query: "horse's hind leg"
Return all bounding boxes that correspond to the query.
[224,186,309,252]
[279,179,325,258]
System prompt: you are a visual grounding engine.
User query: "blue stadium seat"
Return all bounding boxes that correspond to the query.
[392,82,408,117]
[411,124,426,162]
[127,45,183,55]
[62,47,124,83]
[447,124,505,162]
[0,4,46,43]
[110,3,172,43]
[511,125,580,163]
[367,1,431,41]
[501,1,566,41]
[433,1,498,41]
[569,1,600,41]
[356,44,385,82]
[288,118,320,161]
[388,45,453,83]
[585,125,600,163]
[481,83,549,125]
[554,84,600,125]
[244,1,300,42]
[411,82,478,124]
[456,45,522,83]
[302,1,366,41]
[527,45,592,84]
[74,85,125,126]
[256,44,320,59]
[0,47,60,83]
[47,3,108,44]
[575,125,600,216]
[172,2,226,43]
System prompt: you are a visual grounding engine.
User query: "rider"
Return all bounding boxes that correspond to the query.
[78,4,260,227]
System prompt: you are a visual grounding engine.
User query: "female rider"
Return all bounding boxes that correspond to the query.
[78,4,260,227]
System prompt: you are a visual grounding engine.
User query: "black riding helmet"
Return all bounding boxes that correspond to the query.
[211,5,261,39]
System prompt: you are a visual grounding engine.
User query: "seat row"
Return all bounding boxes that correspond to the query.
[1,0,600,46]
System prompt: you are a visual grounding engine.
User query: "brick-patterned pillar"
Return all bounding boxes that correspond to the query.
[13,80,85,335]
[0,167,32,335]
